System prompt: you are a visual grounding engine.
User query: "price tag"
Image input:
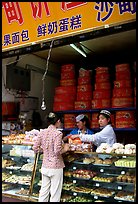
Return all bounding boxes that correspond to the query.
[94,195,98,199]
[121,171,125,175]
[9,171,12,174]
[100,169,104,173]
[2,145,4,148]
[118,186,122,190]
[73,192,77,196]
[11,158,14,161]
[122,156,127,158]
[73,180,76,184]
[27,159,30,162]
[96,183,99,187]
[73,166,76,170]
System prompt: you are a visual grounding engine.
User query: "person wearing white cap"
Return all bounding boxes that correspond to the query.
[70,110,116,147]
[63,114,94,141]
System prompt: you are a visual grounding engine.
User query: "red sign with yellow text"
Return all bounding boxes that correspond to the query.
[2,2,136,51]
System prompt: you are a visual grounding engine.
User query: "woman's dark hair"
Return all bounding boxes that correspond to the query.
[47,112,61,125]
[81,115,91,129]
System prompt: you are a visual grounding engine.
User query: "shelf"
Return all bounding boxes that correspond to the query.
[72,151,136,157]
[55,107,136,114]
[63,128,136,132]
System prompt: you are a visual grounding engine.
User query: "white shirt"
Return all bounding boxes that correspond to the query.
[79,124,116,147]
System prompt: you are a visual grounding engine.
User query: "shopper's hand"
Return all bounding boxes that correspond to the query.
[62,143,70,153]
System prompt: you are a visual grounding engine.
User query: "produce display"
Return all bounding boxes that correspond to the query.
[4,174,32,185]
[15,188,29,195]
[91,187,115,197]
[21,163,34,171]
[92,176,115,183]
[96,143,136,154]
[114,191,134,202]
[114,158,136,167]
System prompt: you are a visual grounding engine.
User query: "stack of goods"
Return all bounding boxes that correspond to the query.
[134,77,136,107]
[112,63,134,108]
[75,68,92,110]
[83,157,95,164]
[68,136,94,152]
[114,158,136,168]
[115,110,136,128]
[92,176,115,182]
[23,129,40,144]
[2,183,14,191]
[132,61,136,107]
[2,172,11,182]
[15,188,29,195]
[114,191,135,202]
[116,172,136,183]
[2,159,15,168]
[92,67,111,109]
[91,187,115,197]
[2,134,26,144]
[20,163,34,171]
[64,114,76,129]
[72,169,97,179]
[93,157,114,165]
[63,152,79,163]
[71,186,92,194]
[5,174,32,185]
[53,64,76,111]
[96,143,136,155]
[10,146,35,157]
[60,194,73,202]
[66,196,92,202]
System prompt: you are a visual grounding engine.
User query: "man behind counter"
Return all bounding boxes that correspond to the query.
[70,110,117,148]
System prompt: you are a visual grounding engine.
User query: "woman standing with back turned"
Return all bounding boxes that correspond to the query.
[33,112,70,202]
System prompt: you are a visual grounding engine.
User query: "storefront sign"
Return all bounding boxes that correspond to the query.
[2,2,136,51]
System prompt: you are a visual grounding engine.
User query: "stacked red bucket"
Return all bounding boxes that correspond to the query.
[92,66,111,109]
[112,63,136,128]
[53,64,76,111]
[112,63,134,108]
[133,61,136,107]
[75,68,92,110]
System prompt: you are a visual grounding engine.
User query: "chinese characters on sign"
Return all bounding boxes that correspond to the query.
[2,2,136,50]
[95,2,136,22]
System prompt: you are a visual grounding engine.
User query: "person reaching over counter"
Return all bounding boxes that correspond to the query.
[63,114,94,142]
[32,112,70,202]
[70,110,117,148]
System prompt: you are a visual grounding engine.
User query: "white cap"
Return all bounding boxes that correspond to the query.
[76,114,85,122]
[100,110,111,117]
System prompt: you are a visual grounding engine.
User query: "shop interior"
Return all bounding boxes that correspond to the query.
[2,19,136,202]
